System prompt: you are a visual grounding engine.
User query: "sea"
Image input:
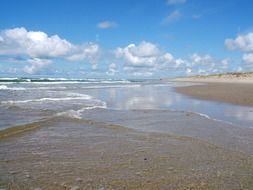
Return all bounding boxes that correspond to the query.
[0,77,253,131]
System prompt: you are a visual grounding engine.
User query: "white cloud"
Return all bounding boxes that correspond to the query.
[225,33,253,52]
[185,53,231,76]
[132,71,154,77]
[1,27,72,57]
[242,53,253,64]
[0,27,101,73]
[114,41,188,77]
[163,10,181,24]
[97,21,117,29]
[106,63,118,76]
[225,32,253,67]
[186,68,192,75]
[65,43,100,69]
[221,58,230,66]
[23,58,52,74]
[167,0,186,5]
[115,41,160,67]
[191,53,214,66]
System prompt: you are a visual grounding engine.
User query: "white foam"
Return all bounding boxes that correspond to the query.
[56,109,83,119]
[56,102,107,119]
[31,86,67,90]
[0,85,26,90]
[189,111,237,126]
[0,77,18,80]
[195,112,212,119]
[80,84,141,89]
[0,85,8,90]
[2,95,92,104]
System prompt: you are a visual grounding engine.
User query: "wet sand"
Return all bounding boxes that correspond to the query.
[1,110,253,190]
[175,82,253,107]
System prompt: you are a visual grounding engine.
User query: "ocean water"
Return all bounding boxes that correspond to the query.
[0,77,253,130]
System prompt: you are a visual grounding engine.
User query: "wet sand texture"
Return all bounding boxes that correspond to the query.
[1,113,253,190]
[175,83,253,106]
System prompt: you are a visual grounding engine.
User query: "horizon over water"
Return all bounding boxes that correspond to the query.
[0,77,253,131]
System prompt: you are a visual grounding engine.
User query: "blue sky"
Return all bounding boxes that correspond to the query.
[0,0,253,78]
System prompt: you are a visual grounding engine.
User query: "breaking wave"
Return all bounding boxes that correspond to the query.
[0,85,26,90]
[1,95,92,104]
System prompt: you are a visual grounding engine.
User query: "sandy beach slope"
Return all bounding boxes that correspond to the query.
[175,82,253,106]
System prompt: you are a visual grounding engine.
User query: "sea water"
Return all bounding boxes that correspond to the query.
[0,77,253,130]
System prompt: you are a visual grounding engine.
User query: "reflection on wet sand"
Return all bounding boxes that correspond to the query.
[85,83,253,128]
[225,107,253,123]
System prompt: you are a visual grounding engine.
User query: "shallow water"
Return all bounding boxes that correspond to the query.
[1,78,253,190]
[0,78,253,130]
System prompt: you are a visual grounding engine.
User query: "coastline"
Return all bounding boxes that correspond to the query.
[1,77,253,189]
[175,82,253,107]
[173,72,253,84]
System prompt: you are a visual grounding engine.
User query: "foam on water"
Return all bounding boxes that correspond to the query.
[0,77,134,85]
[1,95,92,104]
[0,85,26,90]
[56,102,107,119]
[0,85,8,90]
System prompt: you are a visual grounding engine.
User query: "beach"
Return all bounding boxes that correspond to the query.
[174,73,253,107]
[0,78,253,190]
[176,82,253,106]
[1,113,253,190]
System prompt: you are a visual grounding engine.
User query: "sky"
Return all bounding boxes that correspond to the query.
[0,0,253,79]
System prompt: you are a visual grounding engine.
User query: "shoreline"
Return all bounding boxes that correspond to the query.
[175,81,253,107]
[172,72,253,84]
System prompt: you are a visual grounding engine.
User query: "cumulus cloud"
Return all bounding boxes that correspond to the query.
[0,27,72,57]
[106,63,118,76]
[0,27,100,73]
[242,53,253,64]
[225,32,253,67]
[187,53,231,75]
[225,33,253,52]
[97,21,117,29]
[114,41,187,77]
[23,58,52,74]
[191,53,214,66]
[115,41,160,67]
[163,10,181,24]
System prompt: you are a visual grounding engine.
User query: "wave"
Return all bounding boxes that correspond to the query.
[1,95,92,104]
[30,86,67,90]
[56,103,107,119]
[0,85,26,90]
[0,77,134,84]
[79,84,141,89]
[0,85,7,90]
[180,110,237,127]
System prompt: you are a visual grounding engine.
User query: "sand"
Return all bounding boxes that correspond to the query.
[1,110,253,190]
[175,82,253,107]
[173,72,253,84]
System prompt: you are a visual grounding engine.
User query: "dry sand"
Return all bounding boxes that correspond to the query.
[175,82,253,107]
[173,72,253,84]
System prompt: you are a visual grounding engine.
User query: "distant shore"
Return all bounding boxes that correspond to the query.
[175,83,253,106]
[172,72,253,106]
[172,72,253,83]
